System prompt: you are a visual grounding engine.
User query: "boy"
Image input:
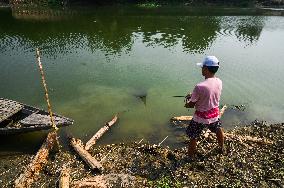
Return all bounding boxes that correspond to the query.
[184,56,224,158]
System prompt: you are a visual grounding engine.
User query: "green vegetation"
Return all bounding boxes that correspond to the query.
[137,2,161,8]
[148,176,182,188]
[72,0,284,7]
[7,0,284,7]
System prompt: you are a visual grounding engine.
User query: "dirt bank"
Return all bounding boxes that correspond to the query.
[0,121,283,187]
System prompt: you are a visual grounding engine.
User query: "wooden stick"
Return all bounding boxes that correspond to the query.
[138,139,143,144]
[100,152,111,163]
[70,138,103,171]
[14,131,58,188]
[59,165,70,188]
[171,105,227,121]
[158,136,168,146]
[219,105,227,117]
[36,48,58,130]
[85,115,118,151]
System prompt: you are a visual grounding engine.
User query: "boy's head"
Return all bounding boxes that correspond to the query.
[204,65,219,74]
[197,56,220,74]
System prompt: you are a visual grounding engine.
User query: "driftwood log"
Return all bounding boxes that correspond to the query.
[59,165,70,188]
[85,115,118,151]
[70,138,103,171]
[14,131,58,188]
[171,105,227,121]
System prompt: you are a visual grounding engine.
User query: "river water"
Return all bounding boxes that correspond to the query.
[0,5,284,152]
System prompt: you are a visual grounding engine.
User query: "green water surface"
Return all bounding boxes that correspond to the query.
[0,5,284,152]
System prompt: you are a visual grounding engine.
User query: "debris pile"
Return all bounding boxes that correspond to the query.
[0,120,283,187]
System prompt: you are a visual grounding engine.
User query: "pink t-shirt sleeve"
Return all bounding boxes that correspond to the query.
[190,85,199,103]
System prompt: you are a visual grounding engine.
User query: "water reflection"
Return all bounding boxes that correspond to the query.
[85,17,134,56]
[219,16,265,45]
[0,6,267,57]
[139,16,220,53]
[236,17,264,44]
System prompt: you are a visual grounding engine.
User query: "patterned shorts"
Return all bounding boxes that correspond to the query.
[186,119,222,139]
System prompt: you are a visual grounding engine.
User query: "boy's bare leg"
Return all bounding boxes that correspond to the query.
[188,138,197,157]
[216,127,224,153]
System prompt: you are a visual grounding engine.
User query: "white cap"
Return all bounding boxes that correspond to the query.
[197,56,220,67]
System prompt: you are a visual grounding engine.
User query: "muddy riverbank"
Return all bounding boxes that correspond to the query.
[0,121,283,187]
[2,0,284,7]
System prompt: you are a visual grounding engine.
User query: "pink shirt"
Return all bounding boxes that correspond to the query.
[189,77,222,124]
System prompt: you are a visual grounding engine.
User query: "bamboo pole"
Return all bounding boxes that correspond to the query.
[14,131,58,188]
[85,115,118,151]
[36,48,58,130]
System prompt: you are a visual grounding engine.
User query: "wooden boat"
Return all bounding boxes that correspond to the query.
[0,98,74,135]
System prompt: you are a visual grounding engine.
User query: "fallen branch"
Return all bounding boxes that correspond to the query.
[73,177,107,188]
[171,105,227,121]
[225,133,273,145]
[59,165,70,188]
[70,138,103,171]
[203,130,273,146]
[14,131,58,188]
[72,174,136,188]
[267,179,283,188]
[85,115,118,151]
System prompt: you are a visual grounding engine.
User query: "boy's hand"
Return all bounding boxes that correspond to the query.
[184,101,195,108]
[184,103,191,108]
[184,93,192,103]
[184,93,195,108]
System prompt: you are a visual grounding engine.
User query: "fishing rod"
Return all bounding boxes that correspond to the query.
[173,93,191,98]
[172,95,186,98]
